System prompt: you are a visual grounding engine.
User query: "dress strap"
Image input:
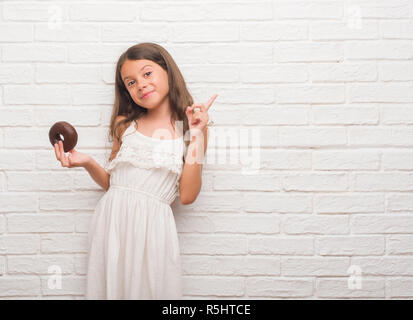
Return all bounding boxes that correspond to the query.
[121,120,138,140]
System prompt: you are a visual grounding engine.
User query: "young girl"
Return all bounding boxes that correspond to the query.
[53,42,218,299]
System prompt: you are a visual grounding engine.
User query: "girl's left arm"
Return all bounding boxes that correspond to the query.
[179,94,218,205]
[179,126,208,205]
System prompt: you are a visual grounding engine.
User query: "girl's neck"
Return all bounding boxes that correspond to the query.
[142,98,172,123]
[142,112,172,125]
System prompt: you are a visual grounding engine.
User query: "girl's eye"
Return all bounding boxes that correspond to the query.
[127,72,151,87]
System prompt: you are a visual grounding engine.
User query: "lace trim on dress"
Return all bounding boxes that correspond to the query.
[104,140,184,175]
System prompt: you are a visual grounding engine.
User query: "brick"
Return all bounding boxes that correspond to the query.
[7,172,73,191]
[35,64,101,83]
[388,278,413,298]
[72,85,114,105]
[69,3,137,21]
[7,255,74,275]
[387,194,413,212]
[312,105,379,125]
[182,255,281,276]
[275,42,343,62]
[74,254,87,275]
[347,0,413,19]
[380,62,413,81]
[179,235,247,255]
[0,215,5,234]
[311,21,379,40]
[351,215,413,234]
[3,44,66,62]
[248,236,314,255]
[241,22,307,41]
[282,173,348,191]
[316,236,385,256]
[0,23,33,42]
[242,106,309,125]
[277,85,345,104]
[315,194,384,214]
[3,2,68,21]
[275,1,343,19]
[0,256,4,275]
[283,215,349,235]
[382,21,413,39]
[0,235,40,254]
[4,85,70,105]
[246,277,313,298]
[354,173,413,191]
[259,150,312,170]
[208,214,280,234]
[0,192,38,213]
[141,3,204,22]
[171,24,239,43]
[41,276,85,296]
[101,24,168,42]
[282,257,350,276]
[279,127,347,147]
[41,234,88,254]
[206,43,273,63]
[0,64,33,84]
[310,63,377,82]
[349,126,413,146]
[345,41,413,60]
[39,192,103,211]
[0,277,41,297]
[213,172,281,191]
[240,64,308,83]
[183,276,244,296]
[35,23,99,42]
[245,193,312,214]
[351,257,413,276]
[7,214,74,233]
[74,214,92,233]
[176,214,216,233]
[313,150,380,170]
[68,44,124,63]
[182,64,238,83]
[381,105,413,124]
[178,192,243,213]
[317,278,385,298]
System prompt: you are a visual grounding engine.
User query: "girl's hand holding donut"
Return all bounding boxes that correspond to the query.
[185,93,218,135]
[54,140,91,168]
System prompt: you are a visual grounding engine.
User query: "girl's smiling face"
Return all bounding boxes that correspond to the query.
[121,58,169,109]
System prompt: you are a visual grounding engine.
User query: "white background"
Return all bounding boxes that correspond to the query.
[1,0,413,299]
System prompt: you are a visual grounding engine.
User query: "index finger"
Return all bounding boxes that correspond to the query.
[54,142,60,160]
[205,93,218,110]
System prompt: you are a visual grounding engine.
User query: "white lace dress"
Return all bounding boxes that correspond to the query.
[86,119,186,300]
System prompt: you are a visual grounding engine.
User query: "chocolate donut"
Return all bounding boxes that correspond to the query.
[48,121,78,153]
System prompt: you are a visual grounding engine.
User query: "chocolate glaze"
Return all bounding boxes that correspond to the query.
[48,121,78,153]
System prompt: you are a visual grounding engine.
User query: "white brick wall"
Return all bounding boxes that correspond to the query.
[1,0,413,300]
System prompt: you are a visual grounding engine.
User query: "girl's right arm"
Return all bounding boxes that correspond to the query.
[54,115,126,191]
[54,140,109,191]
[84,115,127,191]
[84,157,110,191]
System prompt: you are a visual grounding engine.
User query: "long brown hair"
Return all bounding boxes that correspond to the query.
[106,42,193,162]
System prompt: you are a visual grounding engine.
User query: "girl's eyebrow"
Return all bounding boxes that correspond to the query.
[123,64,152,81]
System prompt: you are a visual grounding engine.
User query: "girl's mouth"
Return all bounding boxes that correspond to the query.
[142,91,154,99]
